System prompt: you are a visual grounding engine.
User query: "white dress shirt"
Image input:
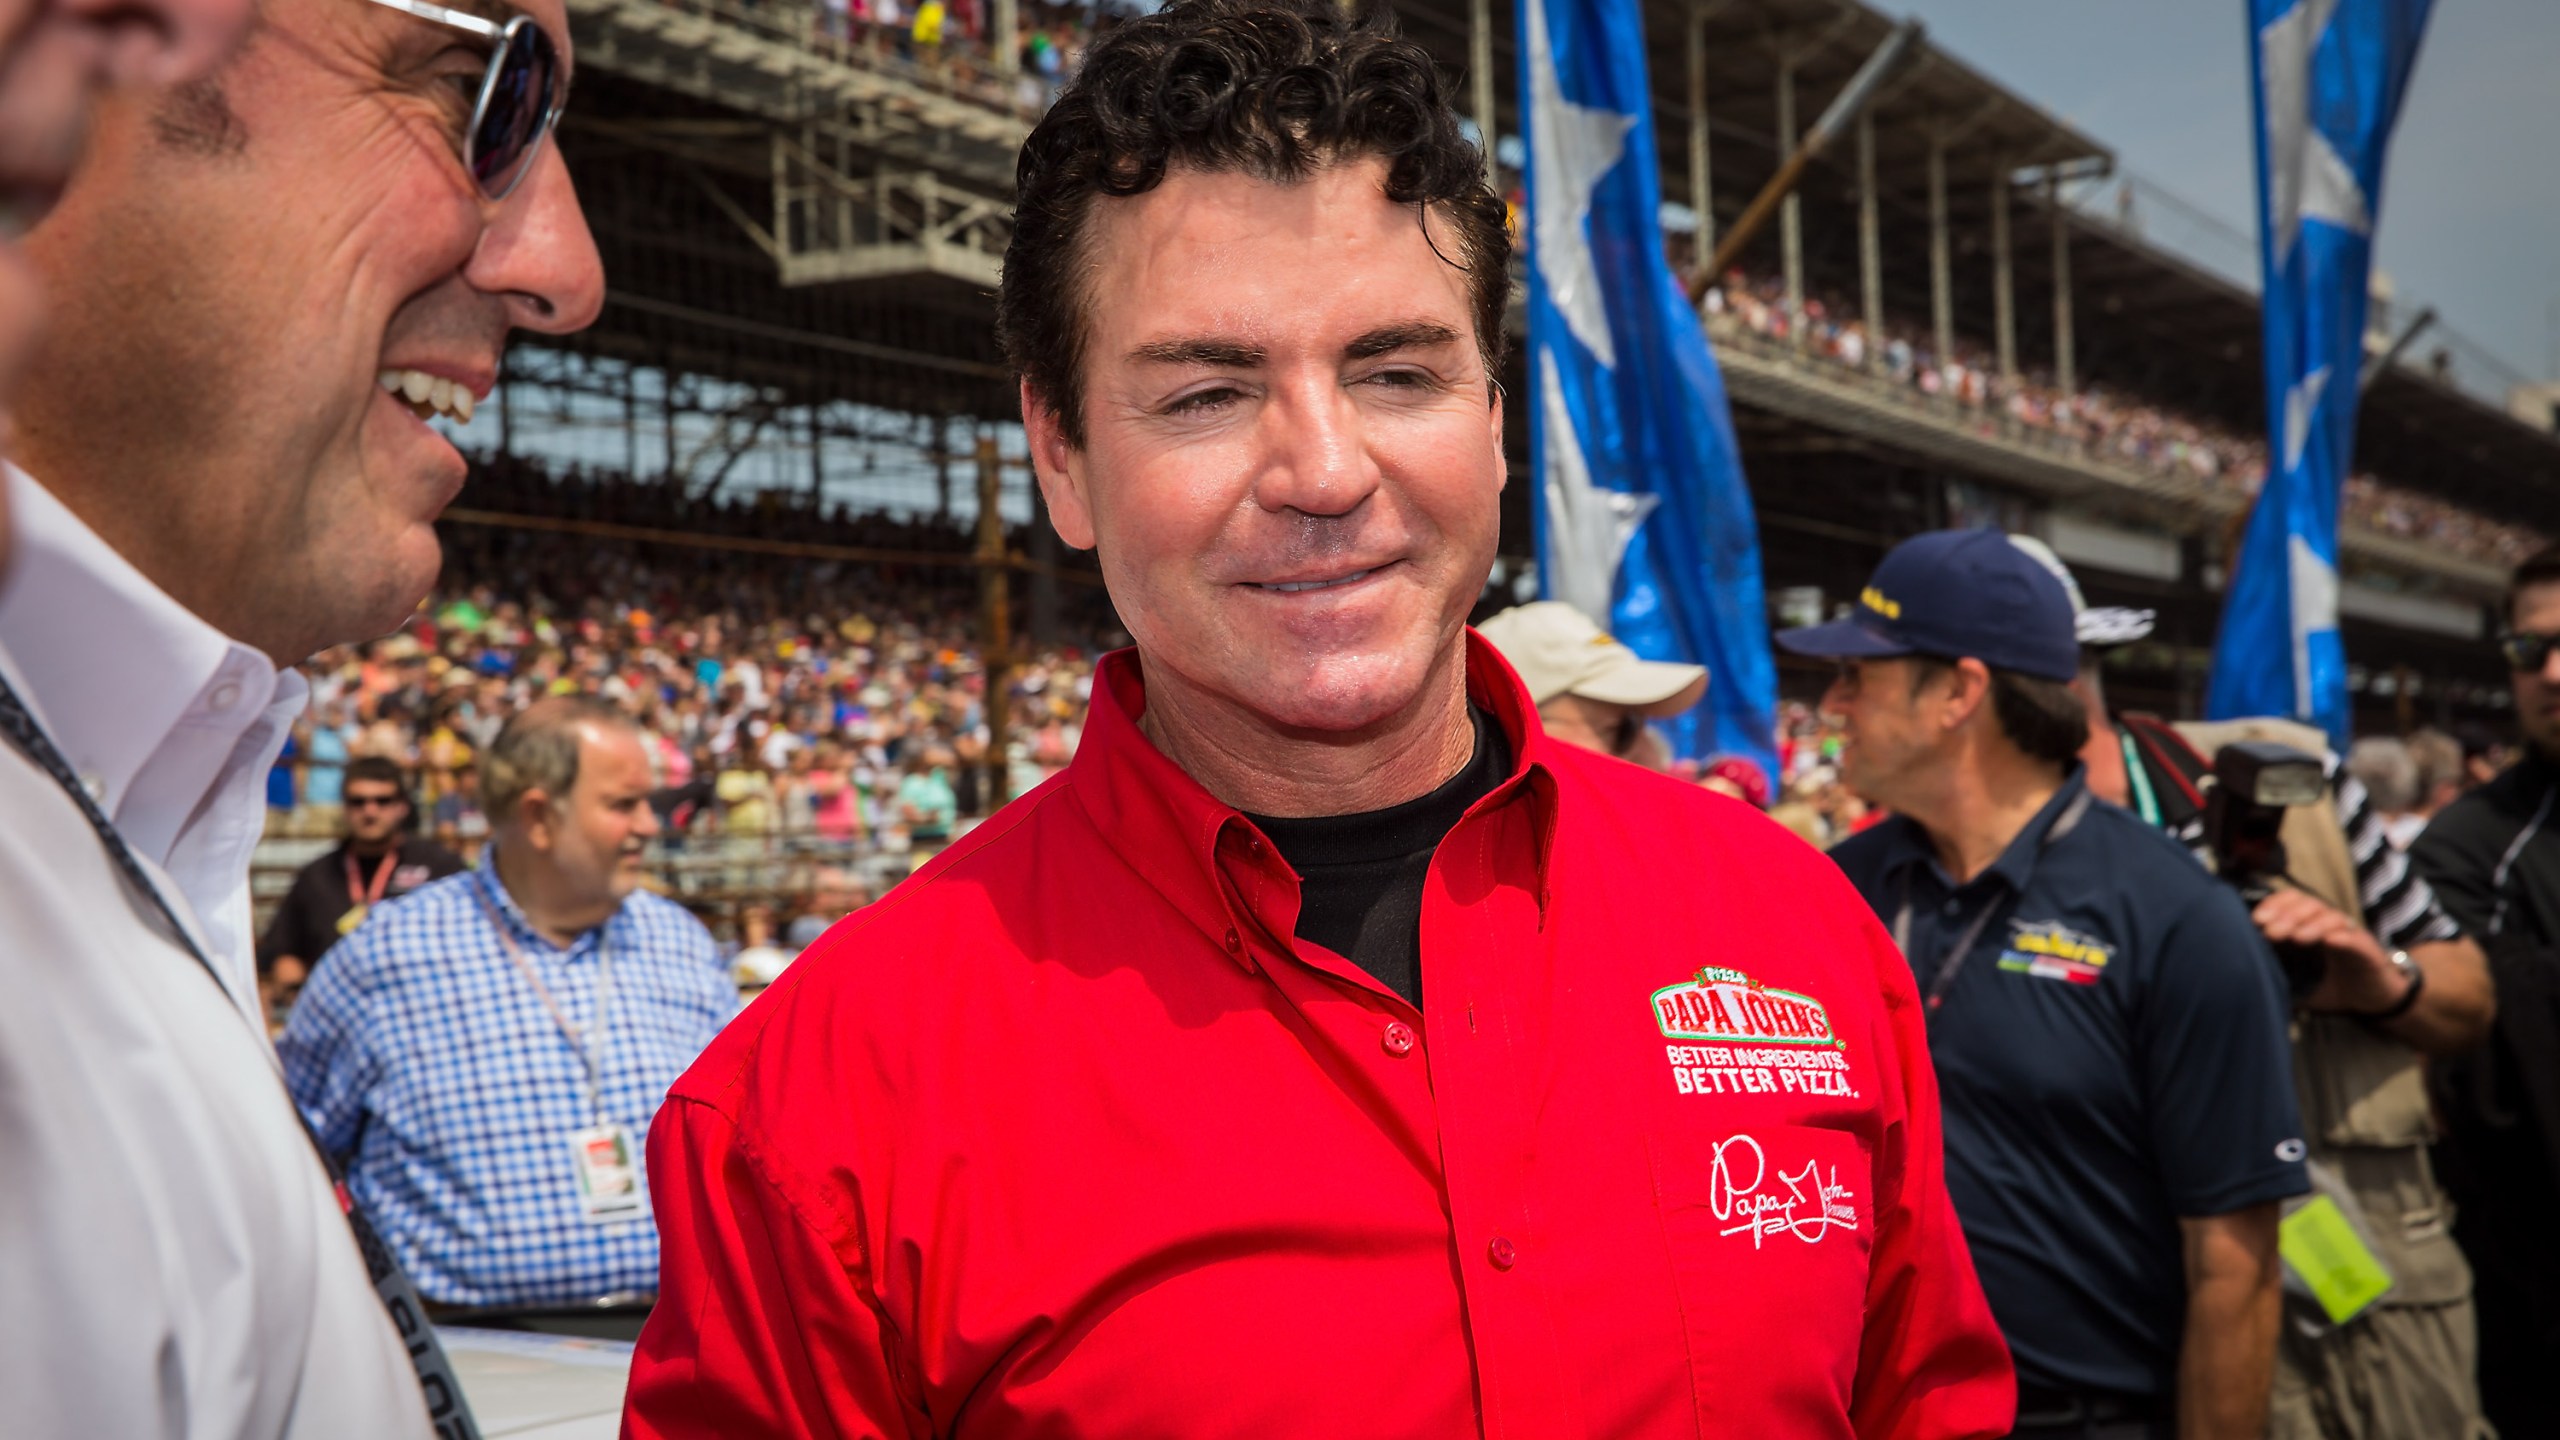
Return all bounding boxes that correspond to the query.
[0,465,431,1438]
[0,468,304,1019]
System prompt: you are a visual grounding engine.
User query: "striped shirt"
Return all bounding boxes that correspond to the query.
[281,863,734,1308]
[2337,773,2463,951]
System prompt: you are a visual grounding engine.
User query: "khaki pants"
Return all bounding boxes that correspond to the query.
[2271,1300,2495,1440]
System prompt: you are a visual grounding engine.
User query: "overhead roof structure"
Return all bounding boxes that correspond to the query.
[547,0,2560,589]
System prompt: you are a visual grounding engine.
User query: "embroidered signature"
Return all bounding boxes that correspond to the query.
[1708,1134,1860,1248]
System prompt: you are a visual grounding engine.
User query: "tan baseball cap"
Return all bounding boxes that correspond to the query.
[1478,602,1708,712]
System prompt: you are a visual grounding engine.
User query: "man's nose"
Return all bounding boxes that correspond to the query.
[468,139,606,337]
[76,0,254,89]
[2538,645,2560,688]
[1251,375,1384,518]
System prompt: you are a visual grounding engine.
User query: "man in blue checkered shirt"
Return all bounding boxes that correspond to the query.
[283,696,735,1308]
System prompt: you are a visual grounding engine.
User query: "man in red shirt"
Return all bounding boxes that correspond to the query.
[623,1,2011,1434]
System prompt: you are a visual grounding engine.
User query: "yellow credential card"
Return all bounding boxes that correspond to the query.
[2280,1195,2393,1325]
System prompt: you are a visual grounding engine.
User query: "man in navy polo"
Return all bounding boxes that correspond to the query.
[1781,529,2307,1440]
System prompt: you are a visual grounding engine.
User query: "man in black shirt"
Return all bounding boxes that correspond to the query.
[258,757,464,1021]
[2412,542,2560,1437]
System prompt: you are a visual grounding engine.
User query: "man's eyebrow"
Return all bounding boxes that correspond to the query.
[1342,322,1463,360]
[1128,338,1266,368]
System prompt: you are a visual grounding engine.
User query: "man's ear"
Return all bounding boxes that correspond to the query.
[1944,658,1996,731]
[518,788,556,851]
[1022,379,1096,551]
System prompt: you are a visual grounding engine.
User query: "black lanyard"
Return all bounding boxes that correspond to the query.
[1891,787,2094,1014]
[0,669,479,1438]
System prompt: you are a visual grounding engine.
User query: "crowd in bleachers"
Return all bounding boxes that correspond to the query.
[789,0,1117,114]
[266,457,1119,947]
[1703,268,2550,567]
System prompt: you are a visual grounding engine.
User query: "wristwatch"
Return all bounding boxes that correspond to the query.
[2361,949,2426,1023]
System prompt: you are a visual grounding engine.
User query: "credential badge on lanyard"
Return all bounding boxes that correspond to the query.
[475,877,647,1225]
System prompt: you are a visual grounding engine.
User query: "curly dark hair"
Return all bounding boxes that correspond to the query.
[996,0,1510,446]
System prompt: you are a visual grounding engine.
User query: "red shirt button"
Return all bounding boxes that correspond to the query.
[1222,927,1242,954]
[1486,1236,1517,1270]
[1381,1021,1417,1057]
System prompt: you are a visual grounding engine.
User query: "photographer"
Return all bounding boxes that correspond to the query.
[1787,530,2306,1440]
[2029,534,2493,1440]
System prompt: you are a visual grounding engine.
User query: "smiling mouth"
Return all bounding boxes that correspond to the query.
[1252,566,1385,594]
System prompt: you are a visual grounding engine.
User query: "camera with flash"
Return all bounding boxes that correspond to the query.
[2201,740,2333,996]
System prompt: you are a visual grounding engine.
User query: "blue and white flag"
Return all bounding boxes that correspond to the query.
[1519,0,1776,775]
[2207,0,2433,744]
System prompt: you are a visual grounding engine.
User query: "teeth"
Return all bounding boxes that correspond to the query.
[376,368,477,426]
[1261,568,1374,594]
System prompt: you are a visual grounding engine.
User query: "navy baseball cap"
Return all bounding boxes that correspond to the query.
[1775,528,2079,682]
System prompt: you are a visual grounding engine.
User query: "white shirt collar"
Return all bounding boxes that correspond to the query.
[0,463,301,841]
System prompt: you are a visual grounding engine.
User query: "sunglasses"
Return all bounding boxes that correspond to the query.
[1609,710,1647,758]
[2500,631,2560,673]
[364,0,564,201]
[346,793,408,810]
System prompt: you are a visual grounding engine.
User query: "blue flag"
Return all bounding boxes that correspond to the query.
[2207,0,2433,744]
[1519,0,1776,776]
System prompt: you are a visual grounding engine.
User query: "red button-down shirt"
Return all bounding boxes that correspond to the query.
[625,637,2012,1439]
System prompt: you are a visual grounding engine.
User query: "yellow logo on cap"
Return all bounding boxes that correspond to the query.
[1860,586,1902,620]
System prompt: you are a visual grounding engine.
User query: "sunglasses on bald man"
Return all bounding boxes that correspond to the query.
[365,0,564,201]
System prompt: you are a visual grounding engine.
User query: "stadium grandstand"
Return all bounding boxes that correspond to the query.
[253,0,2560,944]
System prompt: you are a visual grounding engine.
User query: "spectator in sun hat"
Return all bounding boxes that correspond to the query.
[1476,601,1706,770]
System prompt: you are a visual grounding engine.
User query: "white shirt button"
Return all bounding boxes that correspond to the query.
[205,681,243,713]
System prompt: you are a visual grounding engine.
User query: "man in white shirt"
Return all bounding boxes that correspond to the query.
[0,0,605,1431]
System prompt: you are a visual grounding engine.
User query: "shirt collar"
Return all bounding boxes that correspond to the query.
[472,848,615,960]
[0,464,292,817]
[1883,763,2092,897]
[1065,630,1564,972]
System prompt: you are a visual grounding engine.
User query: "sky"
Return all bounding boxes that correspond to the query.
[1864,0,2560,399]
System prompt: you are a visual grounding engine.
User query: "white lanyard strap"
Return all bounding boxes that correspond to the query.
[476,878,616,1124]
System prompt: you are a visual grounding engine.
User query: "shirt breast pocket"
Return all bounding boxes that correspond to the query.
[1648,1119,1873,1435]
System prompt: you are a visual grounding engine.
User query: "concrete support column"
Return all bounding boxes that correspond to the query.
[1857,113,1881,371]
[661,363,678,480]
[2049,165,2077,397]
[995,0,1018,78]
[622,363,639,478]
[1688,1,1712,256]
[1991,158,2016,384]
[974,432,1014,808]
[1777,59,1802,336]
[1471,0,1496,186]
[934,413,954,519]
[1927,138,1953,368]
[807,405,825,499]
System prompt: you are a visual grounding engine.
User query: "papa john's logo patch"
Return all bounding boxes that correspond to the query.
[1654,967,1858,1100]
[1653,966,1842,1047]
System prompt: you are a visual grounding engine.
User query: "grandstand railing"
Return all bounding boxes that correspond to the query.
[251,828,938,931]
[1705,316,2509,594]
